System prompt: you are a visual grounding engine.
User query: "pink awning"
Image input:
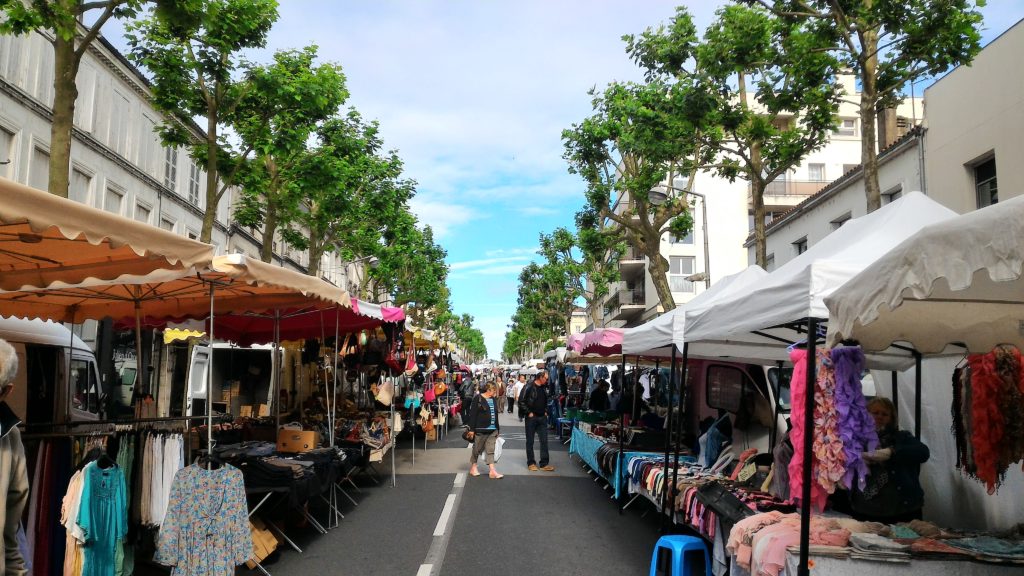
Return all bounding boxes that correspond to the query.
[580,328,624,356]
[350,298,406,323]
[567,332,586,353]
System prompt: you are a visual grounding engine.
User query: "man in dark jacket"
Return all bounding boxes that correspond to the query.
[0,339,28,576]
[519,372,554,471]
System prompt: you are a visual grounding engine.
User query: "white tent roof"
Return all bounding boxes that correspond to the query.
[621,265,769,356]
[826,193,1024,354]
[682,192,958,369]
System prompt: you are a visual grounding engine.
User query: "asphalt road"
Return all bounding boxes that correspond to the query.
[138,410,664,575]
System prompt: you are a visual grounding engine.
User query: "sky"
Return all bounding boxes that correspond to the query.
[106,1,1024,360]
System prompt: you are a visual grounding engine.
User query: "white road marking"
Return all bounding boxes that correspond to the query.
[433,494,457,536]
[416,564,432,576]
[454,472,466,487]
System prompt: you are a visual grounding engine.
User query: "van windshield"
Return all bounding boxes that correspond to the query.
[768,367,792,412]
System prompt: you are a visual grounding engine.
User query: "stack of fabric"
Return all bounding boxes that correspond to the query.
[848,532,911,562]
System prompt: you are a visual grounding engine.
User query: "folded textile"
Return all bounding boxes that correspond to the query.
[849,532,911,553]
[785,545,850,558]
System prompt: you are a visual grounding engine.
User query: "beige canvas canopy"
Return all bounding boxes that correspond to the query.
[0,253,351,323]
[0,176,215,291]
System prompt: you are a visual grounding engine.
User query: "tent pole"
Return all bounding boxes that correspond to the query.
[672,343,688,515]
[891,371,898,415]
[913,351,922,439]
[331,309,340,446]
[661,353,673,533]
[797,318,819,576]
[618,353,628,514]
[206,283,215,469]
[771,360,784,449]
[134,299,144,397]
[274,309,281,433]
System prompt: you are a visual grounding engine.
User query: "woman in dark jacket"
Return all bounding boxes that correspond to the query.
[850,397,930,522]
[465,382,503,479]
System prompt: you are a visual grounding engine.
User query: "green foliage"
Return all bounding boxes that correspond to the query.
[0,0,144,40]
[751,0,985,210]
[628,4,842,266]
[230,46,348,260]
[563,7,718,310]
[126,0,279,240]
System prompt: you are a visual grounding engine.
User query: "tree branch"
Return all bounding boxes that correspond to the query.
[75,3,121,58]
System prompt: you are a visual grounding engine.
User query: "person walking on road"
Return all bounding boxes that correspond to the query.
[519,372,554,472]
[514,374,527,419]
[465,382,503,479]
[506,377,517,414]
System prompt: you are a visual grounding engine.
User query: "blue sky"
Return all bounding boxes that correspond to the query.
[106,1,1024,359]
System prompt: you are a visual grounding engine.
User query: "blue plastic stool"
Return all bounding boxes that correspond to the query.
[649,535,711,576]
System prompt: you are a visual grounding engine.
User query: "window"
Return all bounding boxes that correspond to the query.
[0,126,13,179]
[29,146,49,192]
[808,163,825,181]
[73,63,97,131]
[160,218,175,232]
[110,91,131,156]
[706,365,747,413]
[186,229,199,240]
[830,212,852,231]
[70,358,100,416]
[69,167,92,205]
[164,147,178,191]
[765,253,775,271]
[105,185,124,215]
[974,157,998,208]
[140,114,160,175]
[670,231,694,244]
[767,367,793,411]
[835,118,857,136]
[135,203,151,224]
[882,186,903,205]
[669,256,695,293]
[793,237,808,255]
[188,163,201,205]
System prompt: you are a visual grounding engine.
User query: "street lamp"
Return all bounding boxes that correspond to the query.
[649,182,711,289]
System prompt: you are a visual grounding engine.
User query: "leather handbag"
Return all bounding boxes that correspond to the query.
[461,428,475,444]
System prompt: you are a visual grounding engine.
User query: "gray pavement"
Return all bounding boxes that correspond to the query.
[139,410,662,575]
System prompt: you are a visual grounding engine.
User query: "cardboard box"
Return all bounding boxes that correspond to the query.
[426,429,437,442]
[276,429,320,453]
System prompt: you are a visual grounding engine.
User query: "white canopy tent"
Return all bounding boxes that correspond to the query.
[824,193,1024,532]
[683,192,958,370]
[826,192,1024,353]
[621,265,769,357]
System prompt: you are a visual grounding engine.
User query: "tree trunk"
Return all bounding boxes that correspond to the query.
[201,118,219,243]
[751,178,768,268]
[306,238,325,277]
[254,194,274,262]
[860,29,882,213]
[48,35,80,198]
[647,251,676,311]
[589,300,602,329]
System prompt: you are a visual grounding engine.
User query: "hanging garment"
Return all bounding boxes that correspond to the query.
[61,469,86,576]
[156,465,252,576]
[811,349,846,496]
[786,348,828,512]
[964,345,1024,494]
[831,346,879,491]
[77,462,128,576]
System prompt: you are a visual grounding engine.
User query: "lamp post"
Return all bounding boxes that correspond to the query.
[649,183,711,289]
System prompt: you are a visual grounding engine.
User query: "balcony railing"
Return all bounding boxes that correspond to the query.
[748,179,831,200]
[669,276,695,293]
[618,247,645,261]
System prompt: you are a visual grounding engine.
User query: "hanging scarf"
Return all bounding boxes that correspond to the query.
[831,346,879,490]
[786,348,828,512]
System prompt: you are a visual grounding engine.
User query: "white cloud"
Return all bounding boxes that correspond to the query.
[449,263,530,280]
[485,247,539,257]
[407,197,479,239]
[450,256,531,271]
[518,206,560,217]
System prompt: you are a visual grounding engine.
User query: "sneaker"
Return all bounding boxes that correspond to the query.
[528,464,539,471]
[540,465,555,472]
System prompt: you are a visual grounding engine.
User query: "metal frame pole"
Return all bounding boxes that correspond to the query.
[661,352,674,532]
[797,318,819,576]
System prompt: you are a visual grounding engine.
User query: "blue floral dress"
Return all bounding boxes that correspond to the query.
[156,465,252,576]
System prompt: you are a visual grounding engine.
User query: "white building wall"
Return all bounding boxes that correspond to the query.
[924,19,1024,213]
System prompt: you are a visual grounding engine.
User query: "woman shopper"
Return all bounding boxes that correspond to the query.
[465,382,503,479]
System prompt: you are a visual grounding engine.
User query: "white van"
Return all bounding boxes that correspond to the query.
[186,343,279,417]
[0,316,102,427]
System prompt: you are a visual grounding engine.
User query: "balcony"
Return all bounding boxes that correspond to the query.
[618,246,646,278]
[602,281,645,322]
[748,179,831,210]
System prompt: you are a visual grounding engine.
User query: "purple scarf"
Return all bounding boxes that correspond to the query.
[831,346,879,490]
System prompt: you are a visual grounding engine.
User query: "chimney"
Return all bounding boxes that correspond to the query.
[877,107,899,149]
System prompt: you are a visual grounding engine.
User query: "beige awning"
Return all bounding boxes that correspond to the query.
[0,253,351,323]
[0,176,215,291]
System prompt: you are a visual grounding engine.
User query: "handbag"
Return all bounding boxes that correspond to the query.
[374,380,394,405]
[433,382,448,396]
[423,383,436,402]
[461,428,475,444]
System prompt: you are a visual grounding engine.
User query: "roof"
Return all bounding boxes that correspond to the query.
[744,125,926,247]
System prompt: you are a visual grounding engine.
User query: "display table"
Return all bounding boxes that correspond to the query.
[569,426,669,499]
[784,552,1023,575]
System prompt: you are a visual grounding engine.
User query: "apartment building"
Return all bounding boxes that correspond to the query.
[591,75,921,329]
[756,18,1023,266]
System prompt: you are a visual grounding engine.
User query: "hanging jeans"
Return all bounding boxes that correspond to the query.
[525,416,549,467]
